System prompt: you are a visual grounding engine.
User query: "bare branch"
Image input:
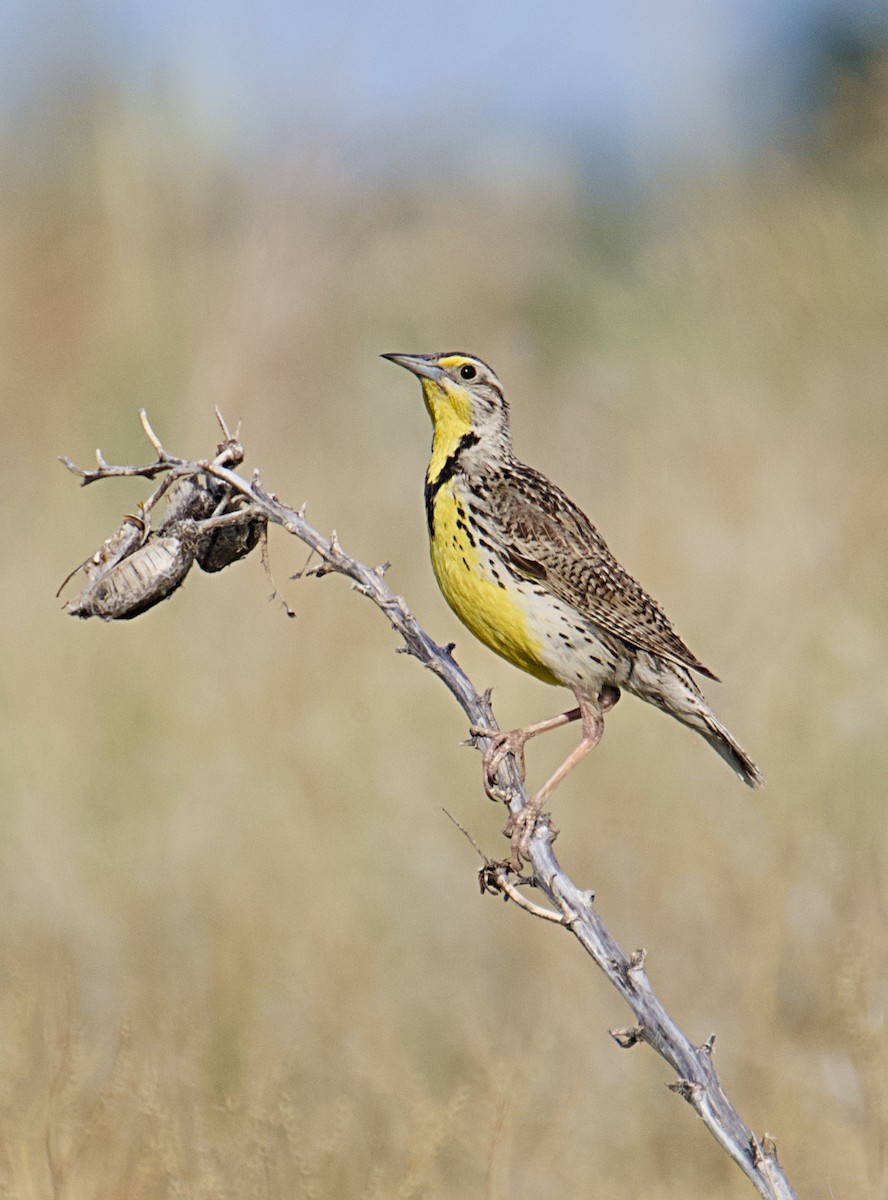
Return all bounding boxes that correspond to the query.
[59,413,797,1200]
[59,453,170,486]
[479,862,566,923]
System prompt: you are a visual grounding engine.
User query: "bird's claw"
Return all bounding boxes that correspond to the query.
[470,725,528,796]
[505,807,533,869]
[504,804,559,869]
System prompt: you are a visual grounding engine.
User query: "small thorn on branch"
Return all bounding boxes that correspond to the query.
[213,406,240,443]
[628,948,647,974]
[304,556,336,578]
[375,561,391,577]
[628,945,648,974]
[610,1025,645,1049]
[667,1079,702,1105]
[299,530,341,578]
[752,1133,780,1165]
[139,409,165,457]
[700,1034,716,1055]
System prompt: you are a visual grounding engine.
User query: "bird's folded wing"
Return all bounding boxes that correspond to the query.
[497,480,718,680]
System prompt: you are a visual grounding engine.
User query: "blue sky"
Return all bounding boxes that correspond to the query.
[5,0,887,182]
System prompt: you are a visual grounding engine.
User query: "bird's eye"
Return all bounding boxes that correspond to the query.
[460,364,477,380]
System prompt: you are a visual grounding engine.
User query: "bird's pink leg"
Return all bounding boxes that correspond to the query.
[508,693,610,866]
[471,707,581,796]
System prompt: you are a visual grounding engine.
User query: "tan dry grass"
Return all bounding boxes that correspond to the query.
[1,84,887,1196]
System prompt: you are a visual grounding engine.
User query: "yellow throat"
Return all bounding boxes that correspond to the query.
[411,361,559,685]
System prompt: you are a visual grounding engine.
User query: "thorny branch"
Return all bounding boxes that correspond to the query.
[60,412,796,1200]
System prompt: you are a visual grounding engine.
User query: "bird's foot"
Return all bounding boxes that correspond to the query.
[470,725,529,798]
[505,803,559,869]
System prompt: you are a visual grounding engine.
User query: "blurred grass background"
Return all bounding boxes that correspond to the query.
[3,44,888,1200]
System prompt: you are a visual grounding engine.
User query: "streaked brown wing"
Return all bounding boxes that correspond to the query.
[493,466,719,680]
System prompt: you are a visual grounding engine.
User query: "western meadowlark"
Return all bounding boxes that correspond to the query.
[383,351,762,857]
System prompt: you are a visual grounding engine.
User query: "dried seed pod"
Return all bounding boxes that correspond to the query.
[162,477,264,570]
[195,510,265,573]
[67,535,195,620]
[162,476,225,528]
[57,516,148,601]
[83,518,147,579]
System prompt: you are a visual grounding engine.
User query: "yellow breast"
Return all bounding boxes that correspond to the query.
[428,480,560,685]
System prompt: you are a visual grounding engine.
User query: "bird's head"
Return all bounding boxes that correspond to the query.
[382,352,511,454]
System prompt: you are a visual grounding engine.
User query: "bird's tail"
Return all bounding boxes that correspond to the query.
[699,712,763,789]
[647,665,763,788]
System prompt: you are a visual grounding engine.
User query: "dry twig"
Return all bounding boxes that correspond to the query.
[60,413,797,1200]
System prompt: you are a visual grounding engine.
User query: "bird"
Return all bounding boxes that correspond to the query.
[383,351,762,859]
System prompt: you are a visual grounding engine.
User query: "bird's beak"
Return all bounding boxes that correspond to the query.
[381,353,444,382]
